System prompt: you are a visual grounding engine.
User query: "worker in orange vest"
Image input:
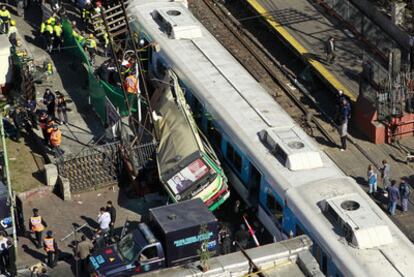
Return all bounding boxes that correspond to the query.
[50,125,64,157]
[43,230,58,268]
[124,74,140,94]
[29,208,47,249]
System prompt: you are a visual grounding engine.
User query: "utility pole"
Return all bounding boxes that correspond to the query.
[0,114,18,260]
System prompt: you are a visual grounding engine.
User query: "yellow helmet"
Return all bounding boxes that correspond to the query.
[11,20,16,26]
[47,18,53,24]
[89,34,94,38]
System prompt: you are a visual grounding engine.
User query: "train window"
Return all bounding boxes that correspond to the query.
[227,143,242,172]
[266,190,283,223]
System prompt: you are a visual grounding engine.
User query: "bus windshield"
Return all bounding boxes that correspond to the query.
[166,158,211,195]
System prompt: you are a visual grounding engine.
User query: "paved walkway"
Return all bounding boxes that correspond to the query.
[14,4,104,161]
[16,187,165,275]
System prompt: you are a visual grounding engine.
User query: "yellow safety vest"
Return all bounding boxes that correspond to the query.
[43,237,55,252]
[86,38,97,49]
[30,216,45,232]
[54,25,62,37]
[0,10,11,21]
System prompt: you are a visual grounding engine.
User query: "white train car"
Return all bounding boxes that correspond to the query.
[126,1,414,276]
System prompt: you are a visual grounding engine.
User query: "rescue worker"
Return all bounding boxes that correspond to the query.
[39,112,49,144]
[218,225,231,254]
[40,19,54,52]
[102,31,110,57]
[81,1,93,26]
[85,34,97,64]
[43,89,56,117]
[43,231,58,268]
[0,6,11,34]
[29,208,47,249]
[46,115,55,145]
[71,21,84,46]
[124,74,139,94]
[53,20,63,52]
[50,125,63,157]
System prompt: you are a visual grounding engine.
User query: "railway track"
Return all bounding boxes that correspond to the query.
[189,0,414,216]
[192,1,340,146]
[190,0,391,175]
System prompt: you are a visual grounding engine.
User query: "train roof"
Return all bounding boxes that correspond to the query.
[127,1,414,276]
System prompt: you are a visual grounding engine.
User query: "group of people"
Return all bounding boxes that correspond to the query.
[367,160,411,215]
[40,14,63,53]
[95,201,116,246]
[28,201,117,272]
[39,88,68,157]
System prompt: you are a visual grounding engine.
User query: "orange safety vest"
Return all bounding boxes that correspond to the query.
[124,75,139,94]
[43,237,55,252]
[50,129,62,146]
[30,216,45,232]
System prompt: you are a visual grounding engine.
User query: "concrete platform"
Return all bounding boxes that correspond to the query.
[246,0,385,102]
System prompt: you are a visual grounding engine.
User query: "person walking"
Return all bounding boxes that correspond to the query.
[0,234,8,275]
[399,178,410,213]
[40,19,54,52]
[85,34,97,64]
[325,37,335,64]
[367,164,377,194]
[76,235,93,272]
[53,20,63,52]
[43,89,56,117]
[50,125,63,157]
[387,180,400,216]
[218,225,231,255]
[56,92,68,124]
[106,201,116,239]
[5,240,16,277]
[43,231,58,268]
[338,98,350,151]
[29,208,47,249]
[0,5,11,34]
[380,160,391,189]
[25,98,37,129]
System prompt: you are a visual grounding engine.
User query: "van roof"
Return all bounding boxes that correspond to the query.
[149,199,216,233]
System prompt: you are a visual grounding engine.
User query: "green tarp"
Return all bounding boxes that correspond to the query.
[62,19,136,121]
